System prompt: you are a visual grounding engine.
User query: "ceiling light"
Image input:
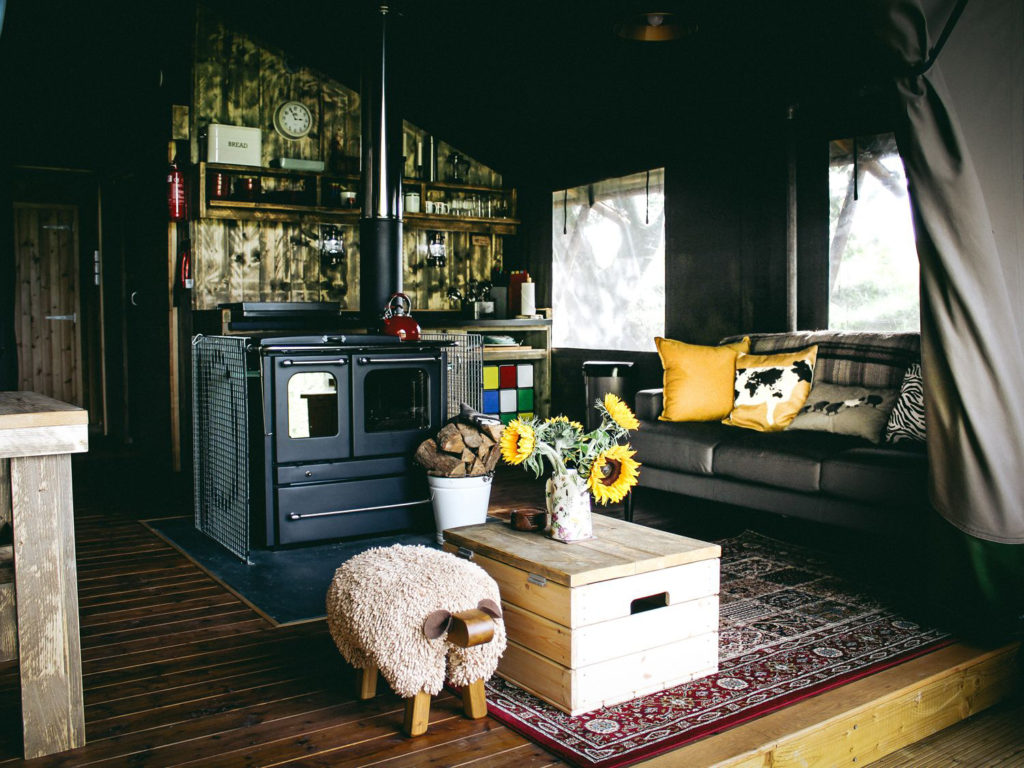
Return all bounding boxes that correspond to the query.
[614,11,694,42]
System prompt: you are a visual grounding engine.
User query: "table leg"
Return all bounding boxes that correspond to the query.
[11,453,85,758]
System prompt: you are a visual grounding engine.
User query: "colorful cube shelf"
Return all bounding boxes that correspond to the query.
[483,362,535,424]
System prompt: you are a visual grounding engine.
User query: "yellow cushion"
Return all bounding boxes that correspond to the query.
[723,346,819,432]
[656,336,751,422]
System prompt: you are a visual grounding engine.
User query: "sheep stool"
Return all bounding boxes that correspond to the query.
[326,544,507,737]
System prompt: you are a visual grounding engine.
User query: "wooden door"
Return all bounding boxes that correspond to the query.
[13,204,83,406]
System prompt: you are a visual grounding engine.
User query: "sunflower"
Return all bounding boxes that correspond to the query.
[603,393,639,431]
[544,415,584,432]
[500,419,536,465]
[587,444,641,505]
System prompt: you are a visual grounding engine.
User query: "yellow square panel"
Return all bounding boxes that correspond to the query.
[483,366,499,390]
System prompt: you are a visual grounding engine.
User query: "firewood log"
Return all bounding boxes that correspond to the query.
[448,461,467,478]
[483,444,502,472]
[415,438,461,475]
[478,433,494,450]
[468,458,487,477]
[481,423,504,443]
[456,422,483,449]
[437,423,465,455]
[460,448,476,464]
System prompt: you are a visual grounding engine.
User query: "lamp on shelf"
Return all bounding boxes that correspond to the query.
[320,225,346,269]
[426,231,447,267]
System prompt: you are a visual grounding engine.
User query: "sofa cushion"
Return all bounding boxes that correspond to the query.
[722,331,919,389]
[631,420,734,475]
[635,389,664,422]
[789,381,898,443]
[656,336,750,422]
[820,444,928,506]
[712,429,870,493]
[722,346,818,432]
[885,363,927,444]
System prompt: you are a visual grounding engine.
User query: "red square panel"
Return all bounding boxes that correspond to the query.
[499,364,517,389]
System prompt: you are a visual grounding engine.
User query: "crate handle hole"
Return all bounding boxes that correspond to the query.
[630,592,669,614]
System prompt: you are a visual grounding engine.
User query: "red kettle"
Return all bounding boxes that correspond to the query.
[380,292,421,341]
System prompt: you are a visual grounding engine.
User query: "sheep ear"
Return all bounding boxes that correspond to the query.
[423,610,452,639]
[477,598,502,620]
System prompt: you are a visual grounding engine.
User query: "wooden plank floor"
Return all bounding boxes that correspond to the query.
[0,463,1019,767]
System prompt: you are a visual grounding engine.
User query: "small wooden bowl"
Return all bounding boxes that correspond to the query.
[510,508,547,532]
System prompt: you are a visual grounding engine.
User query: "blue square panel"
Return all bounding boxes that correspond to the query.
[483,389,500,414]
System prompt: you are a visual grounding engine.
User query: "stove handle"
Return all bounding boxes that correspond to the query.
[280,358,349,367]
[286,498,430,520]
[356,356,439,365]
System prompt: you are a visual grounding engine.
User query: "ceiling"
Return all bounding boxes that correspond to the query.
[0,0,891,184]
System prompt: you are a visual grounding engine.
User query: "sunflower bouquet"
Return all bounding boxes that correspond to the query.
[500,394,641,505]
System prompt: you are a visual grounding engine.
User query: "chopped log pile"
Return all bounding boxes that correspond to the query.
[415,407,505,478]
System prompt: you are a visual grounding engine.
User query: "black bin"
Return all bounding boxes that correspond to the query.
[583,360,634,431]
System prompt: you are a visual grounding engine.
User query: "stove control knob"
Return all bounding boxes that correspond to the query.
[305,470,312,478]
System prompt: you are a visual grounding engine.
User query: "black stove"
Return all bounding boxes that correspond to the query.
[194,330,448,551]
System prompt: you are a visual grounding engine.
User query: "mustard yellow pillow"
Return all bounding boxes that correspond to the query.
[723,346,818,432]
[656,336,751,422]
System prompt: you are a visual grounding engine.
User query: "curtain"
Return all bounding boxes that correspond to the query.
[551,170,665,352]
[872,0,1024,543]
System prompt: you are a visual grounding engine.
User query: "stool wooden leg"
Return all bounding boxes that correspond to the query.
[355,665,378,700]
[403,691,432,737]
[462,678,487,719]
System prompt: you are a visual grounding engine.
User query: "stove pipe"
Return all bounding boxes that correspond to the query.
[359,3,403,326]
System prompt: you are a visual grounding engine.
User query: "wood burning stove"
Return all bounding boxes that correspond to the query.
[193,332,448,555]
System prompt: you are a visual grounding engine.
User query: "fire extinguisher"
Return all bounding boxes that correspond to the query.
[179,240,193,290]
[167,162,188,221]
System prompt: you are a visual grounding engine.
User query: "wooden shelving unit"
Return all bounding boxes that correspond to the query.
[196,162,519,234]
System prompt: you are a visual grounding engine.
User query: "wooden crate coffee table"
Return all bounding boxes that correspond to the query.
[443,514,720,715]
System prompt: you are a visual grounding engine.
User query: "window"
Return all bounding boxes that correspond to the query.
[828,134,919,331]
[552,169,665,351]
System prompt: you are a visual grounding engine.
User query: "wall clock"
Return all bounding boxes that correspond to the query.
[273,101,313,139]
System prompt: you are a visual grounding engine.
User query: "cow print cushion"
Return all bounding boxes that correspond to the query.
[788,382,898,443]
[722,346,818,432]
[885,363,926,444]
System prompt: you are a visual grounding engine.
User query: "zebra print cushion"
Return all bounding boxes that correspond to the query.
[885,363,926,444]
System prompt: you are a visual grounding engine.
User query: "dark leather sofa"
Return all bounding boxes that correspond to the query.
[630,331,929,535]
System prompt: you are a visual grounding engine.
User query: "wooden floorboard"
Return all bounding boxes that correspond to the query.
[0,466,1018,767]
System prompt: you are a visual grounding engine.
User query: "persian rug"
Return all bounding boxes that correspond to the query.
[484,530,952,768]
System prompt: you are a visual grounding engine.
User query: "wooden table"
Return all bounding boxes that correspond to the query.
[444,514,721,715]
[0,392,88,758]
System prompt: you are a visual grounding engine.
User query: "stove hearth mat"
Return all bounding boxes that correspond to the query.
[144,516,438,625]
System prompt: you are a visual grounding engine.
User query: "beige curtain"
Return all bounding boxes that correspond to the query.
[874,0,1024,543]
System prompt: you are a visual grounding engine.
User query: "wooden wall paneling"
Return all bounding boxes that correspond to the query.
[193,10,261,154]
[0,457,12,663]
[259,50,323,164]
[231,221,261,302]
[193,220,228,311]
[341,224,359,310]
[259,221,287,302]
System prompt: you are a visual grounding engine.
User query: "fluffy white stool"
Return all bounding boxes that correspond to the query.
[326,544,506,736]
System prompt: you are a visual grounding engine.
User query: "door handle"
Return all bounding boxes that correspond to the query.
[281,358,349,367]
[45,313,77,322]
[357,356,438,365]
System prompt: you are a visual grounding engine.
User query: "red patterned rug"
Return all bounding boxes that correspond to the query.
[484,530,952,768]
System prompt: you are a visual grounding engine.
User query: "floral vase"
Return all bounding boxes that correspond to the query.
[545,469,593,542]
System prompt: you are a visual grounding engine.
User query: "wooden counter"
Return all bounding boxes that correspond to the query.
[0,391,88,758]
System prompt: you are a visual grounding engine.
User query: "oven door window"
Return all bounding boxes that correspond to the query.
[287,372,339,438]
[363,368,429,433]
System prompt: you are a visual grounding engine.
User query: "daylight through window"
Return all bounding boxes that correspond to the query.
[828,134,919,331]
[552,169,665,351]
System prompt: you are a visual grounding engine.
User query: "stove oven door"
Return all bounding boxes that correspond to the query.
[272,354,351,464]
[351,351,444,457]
